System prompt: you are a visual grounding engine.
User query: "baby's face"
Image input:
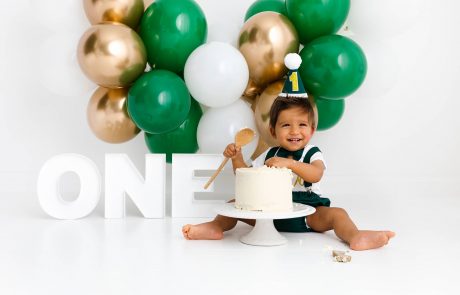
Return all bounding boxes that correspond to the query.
[271,107,314,151]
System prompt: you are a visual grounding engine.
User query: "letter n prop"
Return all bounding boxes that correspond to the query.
[105,154,165,218]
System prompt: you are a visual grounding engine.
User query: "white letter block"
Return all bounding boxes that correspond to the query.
[105,154,165,218]
[172,154,229,217]
[37,154,101,219]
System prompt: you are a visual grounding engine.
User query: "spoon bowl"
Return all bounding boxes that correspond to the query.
[235,127,256,147]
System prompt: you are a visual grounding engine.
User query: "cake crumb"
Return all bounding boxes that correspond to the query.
[332,250,352,263]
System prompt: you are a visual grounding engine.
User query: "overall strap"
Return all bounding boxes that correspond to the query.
[264,147,279,161]
[302,146,321,164]
[301,146,321,188]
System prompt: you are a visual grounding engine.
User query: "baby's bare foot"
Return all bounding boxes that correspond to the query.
[182,222,224,240]
[349,230,395,251]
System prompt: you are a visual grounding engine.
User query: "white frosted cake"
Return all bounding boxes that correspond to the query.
[235,166,293,212]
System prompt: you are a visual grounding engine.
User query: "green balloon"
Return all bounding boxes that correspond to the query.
[315,97,345,131]
[139,0,207,74]
[244,0,287,21]
[299,35,367,100]
[145,99,202,163]
[286,0,350,44]
[128,70,191,134]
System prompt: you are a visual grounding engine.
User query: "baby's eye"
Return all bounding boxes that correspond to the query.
[281,124,290,127]
[300,123,308,127]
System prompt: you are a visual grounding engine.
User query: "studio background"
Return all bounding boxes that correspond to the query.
[0,0,459,213]
[1,1,460,294]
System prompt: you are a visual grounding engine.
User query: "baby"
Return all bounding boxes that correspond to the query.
[182,96,395,250]
[183,53,394,250]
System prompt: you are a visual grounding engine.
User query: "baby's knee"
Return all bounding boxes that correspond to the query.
[330,207,349,219]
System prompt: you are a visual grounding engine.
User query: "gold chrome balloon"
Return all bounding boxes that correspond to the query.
[251,136,271,160]
[83,0,144,29]
[77,23,147,88]
[87,86,140,143]
[254,80,284,147]
[254,80,318,146]
[243,80,261,102]
[238,12,299,99]
[309,96,319,130]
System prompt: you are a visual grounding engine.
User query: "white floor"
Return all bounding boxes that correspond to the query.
[1,193,459,295]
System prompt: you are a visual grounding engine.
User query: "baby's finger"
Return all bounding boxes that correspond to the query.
[223,148,232,157]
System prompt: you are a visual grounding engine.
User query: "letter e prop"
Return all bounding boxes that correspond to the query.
[37,154,101,219]
[172,154,226,217]
[105,154,165,218]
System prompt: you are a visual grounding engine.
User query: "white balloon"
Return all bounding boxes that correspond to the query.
[348,0,426,41]
[184,42,249,108]
[38,33,95,97]
[197,99,259,161]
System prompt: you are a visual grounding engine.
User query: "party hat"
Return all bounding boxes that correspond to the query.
[279,53,308,98]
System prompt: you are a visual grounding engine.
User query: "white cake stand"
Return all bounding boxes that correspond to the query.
[215,202,315,246]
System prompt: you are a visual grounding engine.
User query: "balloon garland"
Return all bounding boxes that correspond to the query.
[77,0,366,162]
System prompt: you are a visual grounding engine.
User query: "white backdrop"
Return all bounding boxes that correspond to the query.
[0,0,459,205]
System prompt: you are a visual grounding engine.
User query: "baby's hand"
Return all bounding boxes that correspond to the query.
[265,157,294,169]
[223,143,242,159]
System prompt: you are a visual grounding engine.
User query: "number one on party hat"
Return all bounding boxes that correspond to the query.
[280,53,308,98]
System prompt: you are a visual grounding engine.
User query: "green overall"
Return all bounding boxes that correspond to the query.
[265,146,331,232]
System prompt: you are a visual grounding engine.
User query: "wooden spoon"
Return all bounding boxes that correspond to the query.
[203,128,256,189]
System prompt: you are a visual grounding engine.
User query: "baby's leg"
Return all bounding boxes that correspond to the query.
[182,199,255,240]
[307,207,395,251]
[347,230,395,251]
[182,215,237,240]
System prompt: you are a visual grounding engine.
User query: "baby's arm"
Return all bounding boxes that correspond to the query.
[223,143,248,173]
[265,157,325,183]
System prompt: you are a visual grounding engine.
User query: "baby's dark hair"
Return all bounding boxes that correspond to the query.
[269,96,316,129]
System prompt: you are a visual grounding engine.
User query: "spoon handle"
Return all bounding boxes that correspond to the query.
[204,157,230,189]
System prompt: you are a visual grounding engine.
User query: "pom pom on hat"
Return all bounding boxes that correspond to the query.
[284,53,302,70]
[279,53,308,98]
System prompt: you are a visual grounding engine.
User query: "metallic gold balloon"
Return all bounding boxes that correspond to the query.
[309,96,319,130]
[254,80,284,147]
[244,79,262,101]
[87,86,140,143]
[238,11,299,99]
[77,23,147,88]
[83,0,144,29]
[251,136,271,160]
[254,80,318,146]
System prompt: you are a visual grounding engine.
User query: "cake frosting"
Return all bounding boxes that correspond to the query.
[235,166,293,212]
